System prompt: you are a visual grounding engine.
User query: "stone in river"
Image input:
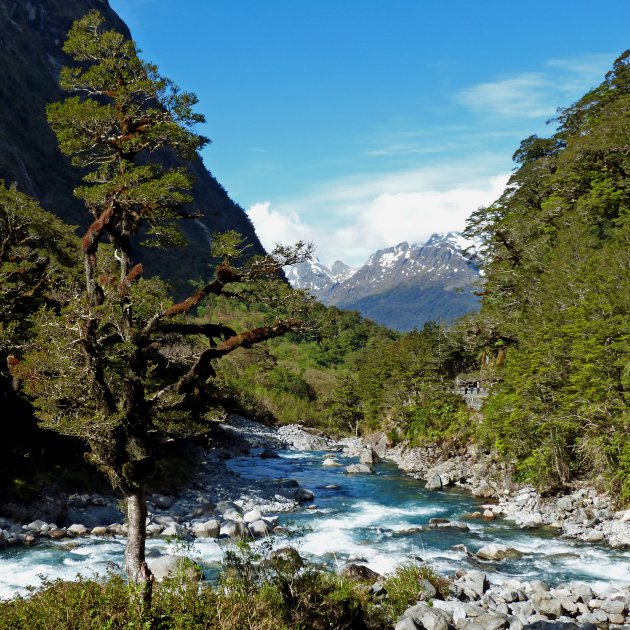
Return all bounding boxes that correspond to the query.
[249,519,272,538]
[476,543,523,561]
[346,463,373,474]
[425,474,443,491]
[322,458,343,467]
[220,519,250,540]
[243,509,262,524]
[359,448,381,465]
[260,449,280,459]
[191,519,220,538]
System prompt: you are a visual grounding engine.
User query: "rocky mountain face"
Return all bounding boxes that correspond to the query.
[288,233,481,331]
[0,0,265,293]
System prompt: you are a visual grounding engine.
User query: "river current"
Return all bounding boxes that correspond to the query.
[1,449,629,599]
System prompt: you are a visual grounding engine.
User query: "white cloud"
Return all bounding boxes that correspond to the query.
[458,73,556,118]
[457,53,614,119]
[246,202,311,251]
[247,160,509,267]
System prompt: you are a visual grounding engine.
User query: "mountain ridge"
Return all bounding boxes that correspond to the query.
[0,0,266,293]
[288,232,481,331]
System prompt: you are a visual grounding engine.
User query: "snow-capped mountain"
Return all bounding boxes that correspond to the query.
[285,257,357,297]
[287,232,481,331]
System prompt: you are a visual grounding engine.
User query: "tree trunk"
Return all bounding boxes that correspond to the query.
[125,486,153,605]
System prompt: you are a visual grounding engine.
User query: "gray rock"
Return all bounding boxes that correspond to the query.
[401,602,449,630]
[322,458,343,467]
[600,598,626,615]
[556,496,574,511]
[67,524,89,536]
[346,463,374,474]
[531,592,562,618]
[339,563,381,582]
[243,509,262,524]
[476,544,523,561]
[248,519,272,538]
[219,519,250,540]
[359,448,381,465]
[454,571,489,600]
[214,501,242,516]
[146,523,164,536]
[191,519,220,538]
[419,578,437,599]
[394,618,420,630]
[161,523,190,540]
[290,487,315,502]
[147,555,202,582]
[91,526,108,536]
[432,600,473,623]
[153,515,179,526]
[472,481,496,498]
[425,474,443,491]
[472,612,508,629]
[222,508,244,521]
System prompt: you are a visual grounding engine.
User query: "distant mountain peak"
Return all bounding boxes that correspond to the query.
[287,231,481,331]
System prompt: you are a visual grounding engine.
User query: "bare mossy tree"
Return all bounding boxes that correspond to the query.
[12,11,313,603]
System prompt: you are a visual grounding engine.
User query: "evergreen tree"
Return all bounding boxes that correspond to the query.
[12,11,312,603]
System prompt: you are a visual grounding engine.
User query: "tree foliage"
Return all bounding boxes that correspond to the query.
[464,51,630,497]
[11,11,314,598]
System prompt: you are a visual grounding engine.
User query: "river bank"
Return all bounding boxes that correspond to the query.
[345,432,630,553]
[1,416,629,628]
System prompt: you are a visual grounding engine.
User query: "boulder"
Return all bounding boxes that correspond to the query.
[249,519,272,538]
[531,592,562,618]
[220,519,250,540]
[214,501,242,516]
[454,571,489,600]
[556,495,574,511]
[472,481,496,498]
[91,526,108,536]
[339,563,381,582]
[346,463,373,474]
[394,618,420,630]
[191,519,220,538]
[291,488,315,502]
[359,448,381,465]
[148,555,203,582]
[322,458,343,467]
[260,449,280,459]
[222,508,244,522]
[476,544,523,561]
[67,524,89,536]
[243,509,262,524]
[425,474,443,491]
[161,523,190,540]
[146,523,164,536]
[401,602,449,630]
[151,494,175,509]
[47,528,67,540]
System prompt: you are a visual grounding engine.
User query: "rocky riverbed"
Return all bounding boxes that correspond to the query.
[1,416,629,629]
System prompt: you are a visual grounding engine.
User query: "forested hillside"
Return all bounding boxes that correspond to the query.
[0,0,265,293]
[462,52,630,499]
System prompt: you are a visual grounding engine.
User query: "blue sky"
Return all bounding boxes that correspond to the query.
[110,0,630,266]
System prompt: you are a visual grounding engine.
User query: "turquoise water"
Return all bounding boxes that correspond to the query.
[227,450,630,587]
[1,449,629,598]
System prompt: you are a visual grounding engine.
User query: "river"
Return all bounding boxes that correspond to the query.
[1,448,629,599]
